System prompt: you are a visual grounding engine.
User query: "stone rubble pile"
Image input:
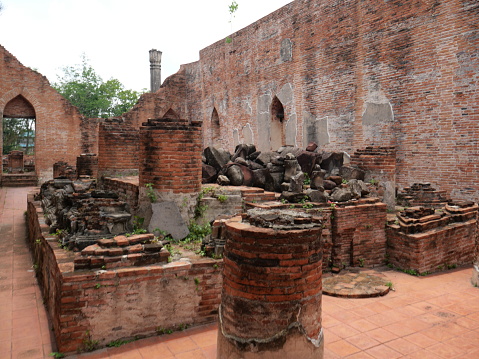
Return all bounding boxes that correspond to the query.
[395,200,478,234]
[39,177,132,250]
[74,233,169,270]
[202,142,371,203]
[397,182,449,208]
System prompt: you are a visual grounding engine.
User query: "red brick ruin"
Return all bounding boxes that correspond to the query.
[2,0,479,355]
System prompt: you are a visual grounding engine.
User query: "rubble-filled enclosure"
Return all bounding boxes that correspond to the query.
[26,133,479,353]
[5,0,477,355]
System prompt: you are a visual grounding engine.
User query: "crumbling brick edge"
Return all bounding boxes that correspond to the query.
[26,191,223,354]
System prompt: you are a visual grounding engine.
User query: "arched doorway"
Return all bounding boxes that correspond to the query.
[211,108,220,145]
[2,95,36,173]
[270,96,285,150]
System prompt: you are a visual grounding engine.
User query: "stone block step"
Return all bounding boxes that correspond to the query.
[1,174,38,187]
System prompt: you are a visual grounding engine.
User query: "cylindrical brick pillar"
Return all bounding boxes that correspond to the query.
[218,209,324,359]
[76,154,98,179]
[139,118,202,194]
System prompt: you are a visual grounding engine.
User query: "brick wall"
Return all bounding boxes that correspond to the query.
[0,45,84,182]
[76,154,98,179]
[102,177,139,213]
[27,193,222,353]
[124,67,189,129]
[98,119,139,178]
[387,220,477,274]
[331,200,387,268]
[350,147,396,183]
[139,118,202,193]
[122,0,479,203]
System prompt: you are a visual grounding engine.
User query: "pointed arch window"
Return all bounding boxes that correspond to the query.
[211,108,220,145]
[270,96,285,150]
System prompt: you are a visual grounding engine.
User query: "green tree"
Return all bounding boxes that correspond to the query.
[53,55,143,118]
[2,118,35,155]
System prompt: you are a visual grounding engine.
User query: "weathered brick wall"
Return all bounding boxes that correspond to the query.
[98,119,139,177]
[102,177,139,213]
[387,219,477,274]
[76,154,98,179]
[0,45,84,182]
[331,200,387,268]
[123,67,189,129]
[139,118,202,193]
[350,147,396,183]
[124,0,479,203]
[27,193,222,353]
[350,146,396,208]
[3,93,36,117]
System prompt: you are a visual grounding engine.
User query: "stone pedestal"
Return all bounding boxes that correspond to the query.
[8,150,24,173]
[218,209,324,359]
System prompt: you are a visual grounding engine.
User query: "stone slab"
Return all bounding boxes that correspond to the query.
[148,201,189,240]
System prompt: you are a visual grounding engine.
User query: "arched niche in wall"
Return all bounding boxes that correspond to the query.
[161,108,180,120]
[211,107,220,145]
[270,96,285,151]
[2,95,36,172]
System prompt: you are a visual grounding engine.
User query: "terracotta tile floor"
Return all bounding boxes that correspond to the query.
[2,186,479,358]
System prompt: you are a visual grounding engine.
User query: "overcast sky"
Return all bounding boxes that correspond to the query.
[0,0,291,91]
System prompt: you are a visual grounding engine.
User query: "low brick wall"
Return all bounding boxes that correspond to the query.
[387,219,477,274]
[103,176,139,213]
[27,193,222,353]
[331,199,388,268]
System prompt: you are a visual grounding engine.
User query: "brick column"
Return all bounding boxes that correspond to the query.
[139,118,202,193]
[218,209,324,358]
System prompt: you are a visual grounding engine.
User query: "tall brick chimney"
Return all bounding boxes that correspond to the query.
[149,49,162,92]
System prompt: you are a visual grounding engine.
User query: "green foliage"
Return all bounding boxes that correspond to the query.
[54,54,144,118]
[156,327,173,335]
[2,117,35,155]
[78,330,99,353]
[228,1,239,16]
[194,187,214,219]
[106,339,133,348]
[369,178,378,185]
[358,258,365,267]
[94,283,101,289]
[145,183,157,203]
[165,244,181,257]
[216,194,228,203]
[403,268,418,276]
[303,173,311,185]
[49,353,65,358]
[341,178,348,184]
[131,216,146,234]
[385,281,394,289]
[184,222,211,243]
